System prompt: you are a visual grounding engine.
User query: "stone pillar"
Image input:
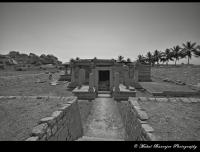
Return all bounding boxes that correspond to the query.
[92,69,95,88]
[134,66,139,82]
[71,67,75,82]
[78,69,83,88]
[124,65,129,89]
[115,72,120,91]
[88,73,94,92]
[82,69,85,84]
[129,65,134,79]
[113,66,116,85]
[95,69,98,92]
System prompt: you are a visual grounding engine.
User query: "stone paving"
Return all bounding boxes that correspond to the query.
[83,94,125,140]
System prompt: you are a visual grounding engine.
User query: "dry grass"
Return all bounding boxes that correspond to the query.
[139,100,200,141]
[140,77,196,93]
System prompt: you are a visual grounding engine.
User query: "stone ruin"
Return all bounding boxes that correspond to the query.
[59,59,151,100]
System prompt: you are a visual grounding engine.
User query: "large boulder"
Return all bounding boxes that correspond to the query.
[8,51,20,57]
[26,55,41,64]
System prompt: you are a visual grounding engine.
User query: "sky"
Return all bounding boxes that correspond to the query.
[0,2,200,64]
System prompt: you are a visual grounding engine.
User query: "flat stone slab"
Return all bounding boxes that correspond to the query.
[189,98,199,103]
[180,98,191,103]
[156,98,169,102]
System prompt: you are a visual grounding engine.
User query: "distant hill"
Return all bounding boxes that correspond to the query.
[0,51,62,69]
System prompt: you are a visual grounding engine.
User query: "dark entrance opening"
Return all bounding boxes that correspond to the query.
[98,70,110,91]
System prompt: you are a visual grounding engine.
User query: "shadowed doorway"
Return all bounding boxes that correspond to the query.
[98,70,110,91]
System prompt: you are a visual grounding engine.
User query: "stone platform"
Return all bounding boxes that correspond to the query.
[112,84,136,100]
[72,85,96,100]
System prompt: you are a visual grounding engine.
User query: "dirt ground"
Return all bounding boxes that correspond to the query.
[0,70,93,141]
[139,100,200,141]
[140,77,197,93]
[0,96,74,141]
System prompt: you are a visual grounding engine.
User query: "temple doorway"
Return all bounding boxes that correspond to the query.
[98,70,110,91]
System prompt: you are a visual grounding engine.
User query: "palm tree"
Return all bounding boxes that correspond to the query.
[117,55,124,62]
[145,52,153,65]
[171,45,182,66]
[153,50,163,66]
[162,48,174,65]
[69,58,75,62]
[75,57,80,60]
[127,58,131,62]
[181,41,198,65]
[136,55,145,63]
[193,45,200,57]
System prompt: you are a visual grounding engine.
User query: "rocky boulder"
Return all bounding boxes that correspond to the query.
[26,55,41,64]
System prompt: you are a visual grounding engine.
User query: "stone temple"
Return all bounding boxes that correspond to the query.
[60,58,151,100]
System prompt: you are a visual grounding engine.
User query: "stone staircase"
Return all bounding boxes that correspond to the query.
[76,136,124,141]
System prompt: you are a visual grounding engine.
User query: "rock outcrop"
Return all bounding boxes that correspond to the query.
[0,51,62,69]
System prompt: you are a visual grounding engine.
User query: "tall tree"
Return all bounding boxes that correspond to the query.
[193,45,200,57]
[75,57,80,60]
[145,52,153,65]
[136,54,145,63]
[117,55,124,62]
[153,50,163,66]
[162,48,174,65]
[181,41,198,65]
[171,45,182,66]
[127,58,131,62]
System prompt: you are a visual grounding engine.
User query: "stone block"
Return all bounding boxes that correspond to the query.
[25,136,39,141]
[196,99,200,102]
[168,98,177,103]
[52,125,58,135]
[134,106,148,121]
[59,105,70,114]
[141,124,154,133]
[175,98,182,102]
[156,98,169,102]
[146,133,158,141]
[189,98,198,103]
[32,123,48,138]
[52,111,63,122]
[148,97,156,101]
[46,128,52,140]
[40,134,47,141]
[180,98,191,103]
[39,117,56,127]
[138,97,148,102]
[58,119,63,129]
[47,135,56,141]
[129,97,140,107]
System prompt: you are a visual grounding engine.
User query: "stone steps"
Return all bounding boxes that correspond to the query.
[98,91,110,94]
[97,94,112,98]
[76,136,124,141]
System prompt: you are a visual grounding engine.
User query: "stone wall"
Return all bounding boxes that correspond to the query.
[25,97,83,141]
[138,65,151,82]
[125,97,157,141]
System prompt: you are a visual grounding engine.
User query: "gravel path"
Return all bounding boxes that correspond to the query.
[83,95,125,139]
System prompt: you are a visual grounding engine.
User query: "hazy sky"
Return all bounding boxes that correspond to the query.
[0,3,200,64]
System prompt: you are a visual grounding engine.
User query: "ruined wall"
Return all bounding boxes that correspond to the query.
[125,97,157,141]
[25,97,83,141]
[138,65,151,82]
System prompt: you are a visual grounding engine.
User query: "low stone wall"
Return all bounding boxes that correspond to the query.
[0,73,48,87]
[125,97,157,141]
[25,97,83,141]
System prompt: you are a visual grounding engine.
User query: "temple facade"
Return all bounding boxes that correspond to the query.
[63,59,151,94]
